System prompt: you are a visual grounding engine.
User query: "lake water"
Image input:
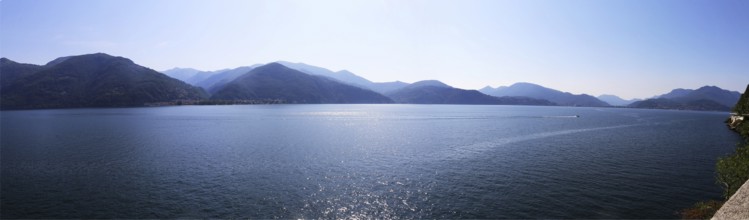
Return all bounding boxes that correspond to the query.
[0,105,743,218]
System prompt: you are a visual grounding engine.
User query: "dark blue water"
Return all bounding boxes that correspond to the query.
[0,105,742,218]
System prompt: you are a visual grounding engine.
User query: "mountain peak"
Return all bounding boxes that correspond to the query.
[696,85,723,91]
[257,62,289,71]
[163,67,201,72]
[211,62,392,104]
[409,80,451,88]
[46,53,133,67]
[510,82,546,88]
[1,53,206,109]
[337,70,353,74]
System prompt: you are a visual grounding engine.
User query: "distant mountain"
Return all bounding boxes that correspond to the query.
[277,61,372,86]
[211,63,393,104]
[674,86,741,107]
[654,88,693,99]
[406,80,452,88]
[0,58,43,89]
[628,86,741,111]
[162,67,202,82]
[369,81,410,94]
[277,61,409,94]
[0,53,207,109]
[597,94,641,106]
[184,71,216,85]
[386,80,554,105]
[195,65,260,94]
[480,82,610,107]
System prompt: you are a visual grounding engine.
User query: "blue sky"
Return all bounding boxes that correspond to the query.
[1,0,747,99]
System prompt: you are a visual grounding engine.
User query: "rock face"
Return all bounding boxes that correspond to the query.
[210,63,393,104]
[712,178,749,220]
[0,53,207,109]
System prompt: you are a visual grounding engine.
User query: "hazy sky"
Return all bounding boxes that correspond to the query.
[1,0,747,99]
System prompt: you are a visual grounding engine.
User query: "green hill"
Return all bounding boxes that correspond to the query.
[0,53,207,109]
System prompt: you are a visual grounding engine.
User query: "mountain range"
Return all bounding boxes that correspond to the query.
[628,86,742,111]
[1,53,744,110]
[210,63,393,104]
[275,61,409,94]
[480,82,610,107]
[386,80,554,105]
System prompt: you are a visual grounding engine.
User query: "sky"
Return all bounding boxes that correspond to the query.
[1,0,747,99]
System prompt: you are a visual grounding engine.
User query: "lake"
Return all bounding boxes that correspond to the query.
[0,105,743,218]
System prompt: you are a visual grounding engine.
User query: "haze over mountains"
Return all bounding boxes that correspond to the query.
[0,53,744,110]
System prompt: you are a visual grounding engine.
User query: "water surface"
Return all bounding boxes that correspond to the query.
[1,105,742,218]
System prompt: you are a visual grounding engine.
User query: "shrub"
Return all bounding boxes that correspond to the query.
[680,200,723,219]
[716,143,749,199]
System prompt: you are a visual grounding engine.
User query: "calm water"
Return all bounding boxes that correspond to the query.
[0,105,743,218]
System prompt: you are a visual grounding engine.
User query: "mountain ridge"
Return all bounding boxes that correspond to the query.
[628,86,741,111]
[1,53,207,109]
[3,53,743,111]
[480,82,610,107]
[386,80,554,105]
[211,63,393,104]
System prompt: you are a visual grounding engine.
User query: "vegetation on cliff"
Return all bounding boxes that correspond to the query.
[717,84,749,199]
[681,84,749,219]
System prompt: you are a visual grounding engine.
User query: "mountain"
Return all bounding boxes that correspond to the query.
[277,61,409,94]
[211,63,393,103]
[277,61,372,86]
[597,94,641,106]
[480,82,610,107]
[0,53,207,109]
[673,86,741,107]
[369,81,410,94]
[386,80,554,105]
[628,86,741,111]
[184,71,216,85]
[161,67,202,82]
[194,65,260,94]
[733,84,749,114]
[0,58,44,89]
[729,85,749,137]
[655,88,694,99]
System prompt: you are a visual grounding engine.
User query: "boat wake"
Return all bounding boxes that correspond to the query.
[430,123,642,162]
[541,115,580,118]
